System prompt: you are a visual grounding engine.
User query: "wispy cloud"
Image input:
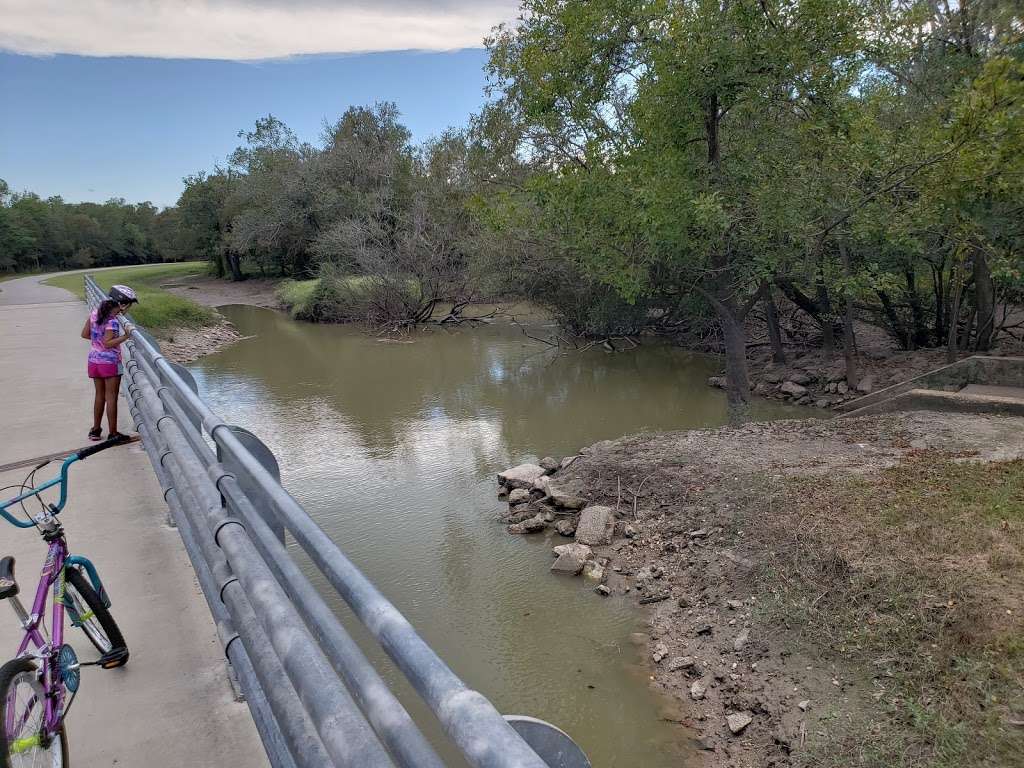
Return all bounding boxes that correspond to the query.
[0,0,519,59]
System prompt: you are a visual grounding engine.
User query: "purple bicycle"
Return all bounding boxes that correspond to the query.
[0,438,129,767]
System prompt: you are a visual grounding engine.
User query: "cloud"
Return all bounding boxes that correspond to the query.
[0,0,520,59]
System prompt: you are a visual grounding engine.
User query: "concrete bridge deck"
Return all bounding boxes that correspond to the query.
[0,274,266,767]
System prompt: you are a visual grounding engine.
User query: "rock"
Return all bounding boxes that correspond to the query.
[836,381,849,395]
[623,524,637,538]
[798,700,810,712]
[727,712,753,735]
[543,510,555,523]
[780,381,808,398]
[560,455,578,471]
[497,486,508,498]
[708,376,727,389]
[575,505,615,546]
[815,399,830,409]
[595,584,611,596]
[545,483,587,510]
[508,488,531,505]
[498,463,547,490]
[695,624,713,636]
[677,595,691,608]
[827,370,846,383]
[539,456,560,473]
[693,737,716,752]
[753,382,769,395]
[533,475,551,494]
[507,506,537,524]
[668,656,696,673]
[763,372,783,384]
[650,565,664,579]
[555,518,577,537]
[797,395,812,405]
[652,643,669,663]
[582,560,606,580]
[787,371,812,386]
[856,375,875,394]
[690,681,707,700]
[508,514,546,534]
[639,592,670,605]
[550,543,592,574]
[636,566,653,582]
[733,629,751,652]
[726,599,743,610]
[689,528,709,538]
[773,728,792,752]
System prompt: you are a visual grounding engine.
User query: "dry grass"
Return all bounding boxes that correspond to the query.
[754,455,1024,768]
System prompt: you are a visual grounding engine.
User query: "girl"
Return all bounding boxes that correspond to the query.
[81,284,138,441]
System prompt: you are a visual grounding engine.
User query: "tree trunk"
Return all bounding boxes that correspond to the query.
[816,280,834,354]
[764,291,787,365]
[839,241,858,387]
[904,270,930,348]
[931,259,946,343]
[973,250,995,351]
[958,309,974,352]
[718,305,751,421]
[226,252,244,281]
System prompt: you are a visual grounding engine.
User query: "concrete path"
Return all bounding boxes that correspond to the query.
[0,274,268,767]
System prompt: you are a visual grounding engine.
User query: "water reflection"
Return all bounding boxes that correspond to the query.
[190,305,810,767]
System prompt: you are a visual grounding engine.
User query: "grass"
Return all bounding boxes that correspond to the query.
[276,278,319,318]
[755,455,1024,768]
[44,262,216,333]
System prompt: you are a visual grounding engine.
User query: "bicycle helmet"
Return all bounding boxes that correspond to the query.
[108,284,138,305]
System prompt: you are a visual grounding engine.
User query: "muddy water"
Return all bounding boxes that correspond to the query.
[188,305,810,767]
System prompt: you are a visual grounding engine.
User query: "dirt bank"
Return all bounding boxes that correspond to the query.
[161,274,284,310]
[499,412,1024,767]
[151,275,282,363]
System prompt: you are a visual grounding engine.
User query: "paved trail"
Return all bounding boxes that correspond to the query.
[0,274,267,767]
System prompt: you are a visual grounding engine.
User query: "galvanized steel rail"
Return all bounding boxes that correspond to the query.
[84,276,590,768]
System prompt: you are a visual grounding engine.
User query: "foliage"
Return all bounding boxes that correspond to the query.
[0,186,180,274]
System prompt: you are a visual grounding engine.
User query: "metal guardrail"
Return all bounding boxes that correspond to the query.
[84,276,591,768]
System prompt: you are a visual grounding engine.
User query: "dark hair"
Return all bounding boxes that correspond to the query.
[96,299,119,326]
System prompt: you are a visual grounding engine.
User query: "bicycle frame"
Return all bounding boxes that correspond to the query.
[2,439,125,748]
[5,537,70,738]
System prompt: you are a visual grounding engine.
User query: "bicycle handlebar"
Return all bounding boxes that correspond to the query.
[0,438,127,527]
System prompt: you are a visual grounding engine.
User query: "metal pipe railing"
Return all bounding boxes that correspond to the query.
[85,275,589,768]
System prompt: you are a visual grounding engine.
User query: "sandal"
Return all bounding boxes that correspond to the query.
[106,431,132,443]
[88,427,102,442]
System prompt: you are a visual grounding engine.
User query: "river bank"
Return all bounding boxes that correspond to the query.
[497,412,1024,767]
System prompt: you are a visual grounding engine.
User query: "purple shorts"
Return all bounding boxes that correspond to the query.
[88,361,123,379]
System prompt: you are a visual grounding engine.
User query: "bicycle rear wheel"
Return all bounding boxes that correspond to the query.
[0,657,69,768]
[64,567,128,666]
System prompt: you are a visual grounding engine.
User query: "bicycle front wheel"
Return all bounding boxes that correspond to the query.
[0,657,69,768]
[65,567,128,666]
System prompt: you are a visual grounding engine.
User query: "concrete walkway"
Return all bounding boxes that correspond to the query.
[0,274,267,767]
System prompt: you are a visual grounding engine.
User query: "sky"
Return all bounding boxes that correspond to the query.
[0,0,519,207]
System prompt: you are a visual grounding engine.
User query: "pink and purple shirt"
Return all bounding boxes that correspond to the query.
[88,309,122,365]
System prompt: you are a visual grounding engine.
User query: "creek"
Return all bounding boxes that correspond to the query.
[189,305,809,767]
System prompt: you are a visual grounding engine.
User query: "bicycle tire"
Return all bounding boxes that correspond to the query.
[65,567,129,666]
[0,656,69,768]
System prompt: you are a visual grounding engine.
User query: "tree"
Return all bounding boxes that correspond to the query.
[486,0,868,411]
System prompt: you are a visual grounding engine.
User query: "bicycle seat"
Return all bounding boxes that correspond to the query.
[0,556,17,599]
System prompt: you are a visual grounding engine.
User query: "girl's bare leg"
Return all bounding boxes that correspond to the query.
[92,378,105,431]
[104,376,122,434]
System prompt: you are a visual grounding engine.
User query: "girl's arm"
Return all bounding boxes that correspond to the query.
[102,326,131,349]
[81,319,91,340]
